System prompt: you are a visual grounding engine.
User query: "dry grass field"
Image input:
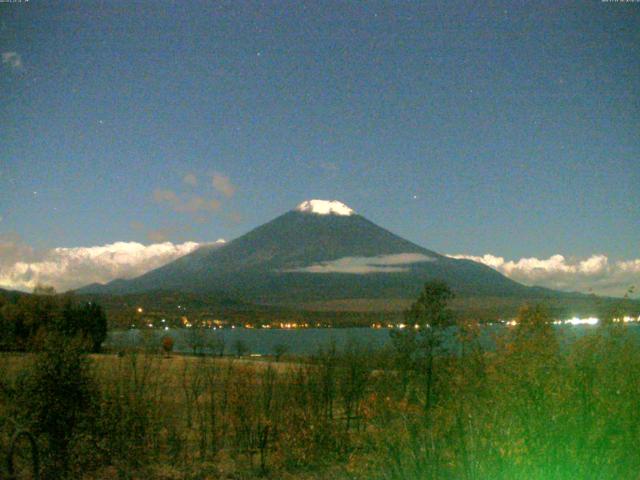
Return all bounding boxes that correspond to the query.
[3,309,640,479]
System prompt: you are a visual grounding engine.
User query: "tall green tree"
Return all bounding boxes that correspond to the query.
[391,280,454,414]
[78,302,108,353]
[16,333,97,478]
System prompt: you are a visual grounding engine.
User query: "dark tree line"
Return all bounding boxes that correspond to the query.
[0,288,107,352]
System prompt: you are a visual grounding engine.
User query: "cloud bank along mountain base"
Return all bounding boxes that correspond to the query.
[1,244,638,298]
[285,253,435,274]
[447,253,639,298]
[0,236,224,292]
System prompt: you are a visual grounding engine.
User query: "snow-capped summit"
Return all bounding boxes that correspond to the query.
[295,199,355,216]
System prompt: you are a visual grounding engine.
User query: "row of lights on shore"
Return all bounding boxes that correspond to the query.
[134,306,640,330]
[377,316,640,329]
[504,315,640,327]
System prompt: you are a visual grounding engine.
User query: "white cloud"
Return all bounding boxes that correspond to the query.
[287,253,435,274]
[183,173,198,186]
[447,253,639,297]
[0,238,211,292]
[211,174,236,198]
[618,259,640,273]
[2,51,22,71]
[174,197,221,213]
[152,188,220,213]
[153,189,179,204]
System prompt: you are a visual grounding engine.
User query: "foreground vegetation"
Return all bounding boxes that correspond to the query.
[0,286,107,353]
[1,283,639,479]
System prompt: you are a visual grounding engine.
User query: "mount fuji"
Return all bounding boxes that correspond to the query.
[78,200,564,304]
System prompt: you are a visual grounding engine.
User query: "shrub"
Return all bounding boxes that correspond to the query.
[15,333,98,478]
[162,336,174,356]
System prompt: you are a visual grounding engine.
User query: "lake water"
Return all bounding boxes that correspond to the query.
[105,323,640,356]
[107,327,393,356]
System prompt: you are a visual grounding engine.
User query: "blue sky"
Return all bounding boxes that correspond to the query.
[1,1,639,295]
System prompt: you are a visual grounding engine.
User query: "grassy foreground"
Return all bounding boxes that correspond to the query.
[1,310,640,479]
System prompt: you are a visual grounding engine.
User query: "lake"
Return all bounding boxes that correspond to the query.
[105,323,640,356]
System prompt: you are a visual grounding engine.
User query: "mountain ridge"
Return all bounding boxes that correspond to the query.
[77,201,581,303]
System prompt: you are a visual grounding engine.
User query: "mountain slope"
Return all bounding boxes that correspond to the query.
[78,200,567,303]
